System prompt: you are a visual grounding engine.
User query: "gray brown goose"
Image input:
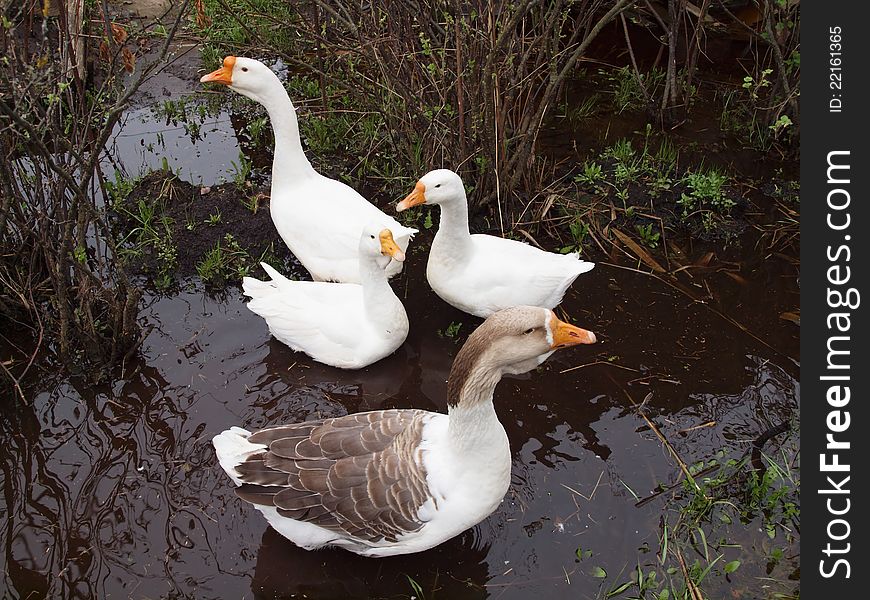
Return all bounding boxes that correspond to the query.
[213,305,596,556]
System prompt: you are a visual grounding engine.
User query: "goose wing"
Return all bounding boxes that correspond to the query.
[233,409,434,545]
[461,234,594,313]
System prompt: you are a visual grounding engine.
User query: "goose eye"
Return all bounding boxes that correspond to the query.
[523,328,534,335]
[370,234,375,239]
[241,67,248,72]
[434,184,441,188]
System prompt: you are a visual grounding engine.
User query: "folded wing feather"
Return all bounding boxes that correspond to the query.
[234,409,433,544]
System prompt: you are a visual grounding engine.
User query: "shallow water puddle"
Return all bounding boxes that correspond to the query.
[108,103,241,186]
[1,93,799,599]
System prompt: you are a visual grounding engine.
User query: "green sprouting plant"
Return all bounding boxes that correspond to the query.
[404,574,425,600]
[607,66,644,113]
[563,93,601,122]
[230,152,252,188]
[438,321,462,340]
[575,161,605,187]
[240,193,264,214]
[119,198,161,248]
[246,115,269,144]
[196,234,252,286]
[653,138,678,175]
[560,218,590,255]
[601,66,665,114]
[116,193,178,287]
[784,50,800,74]
[769,114,793,136]
[742,68,773,101]
[286,74,323,101]
[205,209,223,226]
[719,81,791,152]
[678,169,733,223]
[649,174,672,198]
[605,138,635,165]
[196,247,225,283]
[635,223,661,249]
[105,169,138,209]
[767,546,785,568]
[614,161,640,187]
[600,564,665,599]
[590,430,799,600]
[154,236,177,290]
[615,187,631,206]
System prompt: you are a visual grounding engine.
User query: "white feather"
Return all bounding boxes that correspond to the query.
[212,427,263,486]
[213,56,416,283]
[242,224,410,369]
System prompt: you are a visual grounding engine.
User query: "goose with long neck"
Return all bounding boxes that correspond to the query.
[397,169,595,317]
[201,56,417,283]
[241,223,410,369]
[213,306,596,556]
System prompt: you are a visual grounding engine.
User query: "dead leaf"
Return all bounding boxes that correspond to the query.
[111,23,128,44]
[779,311,800,326]
[694,251,714,267]
[99,41,110,64]
[612,229,666,273]
[516,228,543,249]
[121,47,135,73]
[678,421,716,434]
[722,271,750,286]
[200,186,211,195]
[195,0,212,28]
[537,194,557,221]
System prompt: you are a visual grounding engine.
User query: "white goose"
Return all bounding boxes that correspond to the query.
[397,169,595,317]
[242,224,410,369]
[200,56,417,283]
[213,305,596,557]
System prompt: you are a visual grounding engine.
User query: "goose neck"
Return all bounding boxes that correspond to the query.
[446,366,503,450]
[360,255,400,329]
[433,196,473,253]
[258,84,315,191]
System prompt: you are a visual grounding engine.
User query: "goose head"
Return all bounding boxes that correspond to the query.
[200,56,281,104]
[396,169,465,211]
[447,306,596,408]
[359,223,405,269]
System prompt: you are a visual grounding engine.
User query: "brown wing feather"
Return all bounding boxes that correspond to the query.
[234,409,433,544]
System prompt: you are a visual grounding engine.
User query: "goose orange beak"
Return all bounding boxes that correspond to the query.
[200,55,235,85]
[549,314,596,348]
[396,181,426,212]
[379,229,405,262]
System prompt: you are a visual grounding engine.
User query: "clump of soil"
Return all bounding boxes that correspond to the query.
[114,170,304,286]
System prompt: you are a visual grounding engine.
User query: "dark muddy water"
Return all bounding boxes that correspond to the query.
[1,85,799,599]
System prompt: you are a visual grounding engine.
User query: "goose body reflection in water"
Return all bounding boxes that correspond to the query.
[251,526,490,599]
[214,307,596,556]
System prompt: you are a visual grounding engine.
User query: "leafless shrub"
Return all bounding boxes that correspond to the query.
[0,0,191,390]
[205,0,638,210]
